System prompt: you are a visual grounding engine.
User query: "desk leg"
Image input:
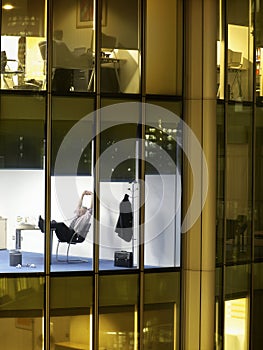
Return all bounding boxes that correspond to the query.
[114,63,121,92]
[15,229,21,250]
[88,68,95,91]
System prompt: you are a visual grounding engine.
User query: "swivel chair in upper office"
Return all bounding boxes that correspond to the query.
[39,40,93,92]
[1,50,41,90]
[1,50,24,89]
[39,40,74,92]
[55,223,91,263]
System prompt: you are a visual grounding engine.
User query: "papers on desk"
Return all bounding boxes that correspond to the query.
[16,216,37,229]
[17,223,37,230]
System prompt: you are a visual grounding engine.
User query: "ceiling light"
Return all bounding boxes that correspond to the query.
[3,4,14,10]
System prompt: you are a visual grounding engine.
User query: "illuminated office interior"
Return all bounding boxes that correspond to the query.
[0,0,262,349]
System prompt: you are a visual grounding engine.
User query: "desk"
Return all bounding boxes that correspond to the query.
[88,57,122,92]
[0,218,7,249]
[15,225,54,253]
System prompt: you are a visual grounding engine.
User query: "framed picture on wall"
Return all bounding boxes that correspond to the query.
[76,0,107,28]
[15,318,33,331]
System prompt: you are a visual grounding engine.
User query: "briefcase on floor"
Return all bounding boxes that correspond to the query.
[114,251,133,267]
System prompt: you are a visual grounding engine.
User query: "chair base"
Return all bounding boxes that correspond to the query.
[56,240,88,264]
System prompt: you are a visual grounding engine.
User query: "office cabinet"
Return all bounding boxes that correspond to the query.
[0,218,7,249]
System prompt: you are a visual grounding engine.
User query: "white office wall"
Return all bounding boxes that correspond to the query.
[0,170,180,266]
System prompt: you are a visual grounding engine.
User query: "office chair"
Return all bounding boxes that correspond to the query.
[1,50,23,88]
[1,50,42,90]
[56,223,91,263]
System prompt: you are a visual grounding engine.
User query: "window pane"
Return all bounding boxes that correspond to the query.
[51,0,94,93]
[224,297,249,350]
[144,272,180,350]
[227,0,253,102]
[0,276,44,349]
[146,0,183,95]
[51,276,92,349]
[255,106,263,260]
[99,274,138,349]
[226,105,252,263]
[100,0,140,94]
[99,99,140,270]
[256,1,263,100]
[0,94,45,273]
[216,102,225,263]
[1,0,46,90]
[51,96,94,272]
[144,101,182,268]
[252,263,263,349]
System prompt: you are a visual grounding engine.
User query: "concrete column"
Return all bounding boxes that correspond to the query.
[181,0,217,349]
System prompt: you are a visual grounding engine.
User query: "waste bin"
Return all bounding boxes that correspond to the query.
[9,250,22,266]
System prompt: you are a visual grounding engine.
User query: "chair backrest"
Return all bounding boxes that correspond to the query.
[38,41,46,61]
[1,51,7,72]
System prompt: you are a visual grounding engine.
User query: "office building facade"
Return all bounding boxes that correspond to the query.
[0,0,262,349]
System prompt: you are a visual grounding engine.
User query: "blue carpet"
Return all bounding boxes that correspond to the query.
[0,249,137,273]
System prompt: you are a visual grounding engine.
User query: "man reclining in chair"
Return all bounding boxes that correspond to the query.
[38,190,93,243]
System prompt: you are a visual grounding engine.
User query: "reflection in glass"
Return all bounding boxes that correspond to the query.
[216,102,225,263]
[252,263,263,349]
[225,105,252,263]
[224,297,249,350]
[145,101,182,268]
[99,0,140,94]
[0,94,45,272]
[255,107,263,260]
[51,276,92,349]
[146,0,183,95]
[226,1,253,102]
[52,0,94,93]
[217,1,254,102]
[99,102,139,270]
[99,306,135,350]
[1,0,46,90]
[50,96,94,272]
[256,3,263,100]
[0,276,44,349]
[144,272,180,350]
[99,274,138,350]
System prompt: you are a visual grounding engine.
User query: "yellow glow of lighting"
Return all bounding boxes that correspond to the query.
[2,4,14,10]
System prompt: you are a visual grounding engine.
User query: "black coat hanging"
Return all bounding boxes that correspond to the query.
[115,194,133,242]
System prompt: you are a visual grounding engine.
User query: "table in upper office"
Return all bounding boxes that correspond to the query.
[15,224,54,253]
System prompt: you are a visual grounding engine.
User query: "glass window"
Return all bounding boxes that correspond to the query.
[217,0,254,102]
[50,276,93,349]
[226,0,253,102]
[225,104,252,263]
[99,274,138,349]
[252,263,263,350]
[99,99,140,270]
[224,264,250,350]
[144,101,182,268]
[144,272,180,350]
[224,297,249,350]
[51,96,94,272]
[99,0,140,94]
[51,0,94,93]
[256,1,263,101]
[255,106,263,260]
[146,0,183,95]
[0,276,44,349]
[0,94,45,273]
[216,102,225,264]
[1,0,46,91]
